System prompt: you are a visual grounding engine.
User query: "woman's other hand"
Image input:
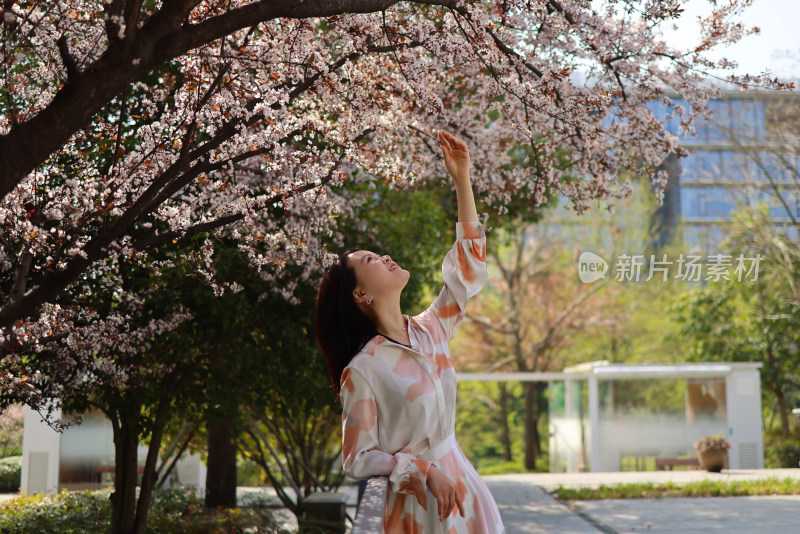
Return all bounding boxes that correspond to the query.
[425,464,466,522]
[438,130,470,185]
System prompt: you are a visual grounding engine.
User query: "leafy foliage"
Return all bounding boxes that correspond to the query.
[670,202,800,441]
[0,455,21,492]
[0,488,290,534]
[0,405,23,457]
[764,428,800,469]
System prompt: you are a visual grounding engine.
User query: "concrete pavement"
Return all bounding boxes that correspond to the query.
[572,495,800,533]
[482,478,598,533]
[482,468,800,491]
[482,469,800,534]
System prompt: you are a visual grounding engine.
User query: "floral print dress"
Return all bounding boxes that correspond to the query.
[339,221,505,533]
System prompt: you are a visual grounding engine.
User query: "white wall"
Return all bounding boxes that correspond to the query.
[21,406,207,494]
[725,368,764,469]
[21,406,60,494]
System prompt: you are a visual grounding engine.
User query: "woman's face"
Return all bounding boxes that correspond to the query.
[346,250,409,304]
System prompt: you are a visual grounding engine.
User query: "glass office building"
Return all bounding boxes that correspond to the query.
[649,91,800,252]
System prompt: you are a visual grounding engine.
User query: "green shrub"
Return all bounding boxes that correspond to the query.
[0,456,21,492]
[0,490,108,533]
[765,436,800,468]
[147,487,287,533]
[0,447,22,458]
[0,488,292,533]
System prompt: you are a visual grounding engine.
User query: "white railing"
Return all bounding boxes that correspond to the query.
[350,476,388,533]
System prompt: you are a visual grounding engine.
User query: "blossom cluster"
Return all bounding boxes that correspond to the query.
[0,1,793,405]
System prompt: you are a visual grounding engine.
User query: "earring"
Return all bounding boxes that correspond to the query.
[366,295,373,304]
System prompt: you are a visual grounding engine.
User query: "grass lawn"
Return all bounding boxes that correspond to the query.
[552,477,800,501]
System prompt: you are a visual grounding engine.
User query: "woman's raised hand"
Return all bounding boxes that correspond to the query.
[438,130,470,184]
[426,464,466,522]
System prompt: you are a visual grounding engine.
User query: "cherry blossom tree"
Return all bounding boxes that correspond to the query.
[0,403,23,456]
[1,1,792,365]
[0,1,795,527]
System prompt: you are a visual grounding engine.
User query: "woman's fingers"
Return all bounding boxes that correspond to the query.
[439,130,468,159]
[439,133,450,155]
[430,464,465,522]
[440,130,463,149]
[437,490,452,521]
[445,493,454,520]
[437,491,462,522]
[438,131,451,151]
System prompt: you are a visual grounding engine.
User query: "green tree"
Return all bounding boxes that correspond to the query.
[671,202,800,440]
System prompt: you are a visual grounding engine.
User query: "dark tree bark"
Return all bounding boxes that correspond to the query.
[497,381,513,462]
[205,410,238,508]
[523,381,540,471]
[109,401,141,534]
[106,371,188,534]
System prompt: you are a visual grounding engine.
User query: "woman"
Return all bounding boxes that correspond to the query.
[316,130,505,533]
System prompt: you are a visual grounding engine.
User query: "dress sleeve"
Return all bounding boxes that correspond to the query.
[340,366,435,510]
[426,220,488,343]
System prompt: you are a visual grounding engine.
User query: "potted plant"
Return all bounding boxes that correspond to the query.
[693,435,732,472]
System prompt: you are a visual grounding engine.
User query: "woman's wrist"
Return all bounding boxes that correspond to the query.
[452,171,470,186]
[426,464,439,487]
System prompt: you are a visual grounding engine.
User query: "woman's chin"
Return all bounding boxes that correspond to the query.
[395,271,410,286]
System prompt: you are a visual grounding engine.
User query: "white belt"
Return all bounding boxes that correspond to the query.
[416,433,456,462]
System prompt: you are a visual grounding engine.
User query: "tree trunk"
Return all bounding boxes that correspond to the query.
[756,277,791,438]
[205,409,238,508]
[523,382,540,471]
[108,380,183,534]
[498,382,513,462]
[773,385,791,439]
[535,382,546,461]
[109,403,141,534]
[131,393,174,534]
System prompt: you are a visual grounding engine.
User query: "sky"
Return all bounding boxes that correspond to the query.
[587,0,800,82]
[660,0,800,80]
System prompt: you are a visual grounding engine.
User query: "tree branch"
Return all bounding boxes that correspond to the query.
[132,137,357,249]
[0,0,450,199]
[56,34,79,81]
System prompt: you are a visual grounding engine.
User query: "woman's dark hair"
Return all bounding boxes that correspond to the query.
[316,247,377,397]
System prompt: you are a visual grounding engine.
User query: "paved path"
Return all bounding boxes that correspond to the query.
[573,495,800,533]
[483,468,800,491]
[482,479,597,533]
[482,469,800,534]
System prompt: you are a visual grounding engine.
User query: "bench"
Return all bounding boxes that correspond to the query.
[656,458,701,470]
[303,491,349,533]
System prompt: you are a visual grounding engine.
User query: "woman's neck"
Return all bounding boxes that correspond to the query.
[372,302,409,344]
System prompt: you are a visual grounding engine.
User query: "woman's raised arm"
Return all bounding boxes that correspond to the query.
[409,130,487,343]
[438,130,478,223]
